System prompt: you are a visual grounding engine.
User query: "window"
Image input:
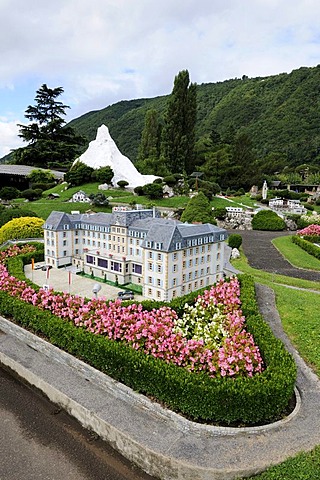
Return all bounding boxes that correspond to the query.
[132,263,142,274]
[148,288,152,295]
[98,258,108,268]
[148,276,153,284]
[149,251,153,259]
[172,278,177,286]
[172,252,177,260]
[63,232,67,238]
[148,262,153,271]
[110,261,121,272]
[157,253,162,261]
[175,242,182,250]
[173,264,178,272]
[86,255,94,264]
[157,278,161,286]
[172,290,176,298]
[182,261,186,268]
[63,240,67,246]
[157,290,161,299]
[188,272,192,280]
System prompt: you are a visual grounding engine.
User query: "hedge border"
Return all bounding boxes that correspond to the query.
[1,251,297,425]
[292,235,320,261]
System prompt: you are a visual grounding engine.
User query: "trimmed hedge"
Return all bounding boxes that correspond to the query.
[292,235,320,260]
[252,210,286,231]
[0,255,297,425]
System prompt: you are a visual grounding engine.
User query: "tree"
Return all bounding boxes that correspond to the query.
[65,163,94,187]
[136,109,163,175]
[14,84,85,169]
[27,169,55,185]
[142,183,163,199]
[92,166,114,184]
[89,193,109,207]
[180,192,216,224]
[162,70,197,175]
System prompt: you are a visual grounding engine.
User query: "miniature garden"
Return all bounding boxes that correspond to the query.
[0,243,296,426]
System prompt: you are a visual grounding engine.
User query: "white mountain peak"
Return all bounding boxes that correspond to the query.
[73,124,158,188]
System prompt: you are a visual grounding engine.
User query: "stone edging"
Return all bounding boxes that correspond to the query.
[0,315,300,436]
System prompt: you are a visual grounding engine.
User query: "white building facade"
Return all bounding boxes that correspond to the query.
[43,207,228,302]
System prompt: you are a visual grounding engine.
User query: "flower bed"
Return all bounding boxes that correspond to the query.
[0,251,263,378]
[293,225,320,260]
[0,245,296,424]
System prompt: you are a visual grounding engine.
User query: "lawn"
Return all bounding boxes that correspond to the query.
[233,246,320,479]
[272,235,320,271]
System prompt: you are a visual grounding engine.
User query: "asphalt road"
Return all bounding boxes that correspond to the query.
[0,365,155,480]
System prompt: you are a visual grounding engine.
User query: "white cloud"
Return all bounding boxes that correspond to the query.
[0,119,24,158]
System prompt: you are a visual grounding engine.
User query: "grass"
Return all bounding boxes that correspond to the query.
[272,235,320,271]
[241,445,320,479]
[233,246,320,479]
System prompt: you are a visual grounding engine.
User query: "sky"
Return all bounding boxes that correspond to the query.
[1,0,320,158]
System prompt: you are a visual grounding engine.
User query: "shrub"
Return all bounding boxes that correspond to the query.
[292,235,320,260]
[0,216,44,243]
[228,234,242,249]
[0,208,39,228]
[0,186,20,200]
[252,210,286,231]
[213,207,227,220]
[303,203,314,211]
[21,188,43,201]
[133,186,144,196]
[117,180,129,189]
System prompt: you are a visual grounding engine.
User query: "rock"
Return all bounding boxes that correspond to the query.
[73,125,159,189]
[231,248,240,259]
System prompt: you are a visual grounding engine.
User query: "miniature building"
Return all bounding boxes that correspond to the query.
[71,190,91,203]
[268,198,307,214]
[225,206,244,218]
[43,207,228,302]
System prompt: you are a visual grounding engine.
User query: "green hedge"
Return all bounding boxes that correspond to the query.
[0,256,297,425]
[252,210,286,231]
[292,235,320,260]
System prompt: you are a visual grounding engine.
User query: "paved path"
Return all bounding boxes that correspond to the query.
[234,229,320,281]
[1,283,320,480]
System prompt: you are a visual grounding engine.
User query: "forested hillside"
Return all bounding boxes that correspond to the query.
[68,65,320,168]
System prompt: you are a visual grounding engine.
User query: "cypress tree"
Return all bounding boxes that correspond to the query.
[162,70,197,175]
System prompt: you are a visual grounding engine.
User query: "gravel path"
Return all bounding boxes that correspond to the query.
[233,229,320,282]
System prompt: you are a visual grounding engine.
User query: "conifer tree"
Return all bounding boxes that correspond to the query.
[14,84,84,169]
[136,109,164,175]
[162,70,197,175]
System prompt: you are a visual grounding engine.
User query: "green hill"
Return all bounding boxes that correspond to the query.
[4,65,320,169]
[67,65,320,167]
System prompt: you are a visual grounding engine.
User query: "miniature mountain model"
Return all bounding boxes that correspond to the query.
[72,124,158,188]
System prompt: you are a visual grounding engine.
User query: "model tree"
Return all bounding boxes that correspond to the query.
[161,70,197,175]
[14,84,85,169]
[180,191,216,224]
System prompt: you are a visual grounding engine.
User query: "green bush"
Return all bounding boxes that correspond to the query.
[0,256,297,425]
[252,210,286,231]
[292,235,320,260]
[302,202,314,211]
[228,233,243,249]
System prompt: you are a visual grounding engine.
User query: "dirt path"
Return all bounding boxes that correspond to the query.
[233,230,320,282]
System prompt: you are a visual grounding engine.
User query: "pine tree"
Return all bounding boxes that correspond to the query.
[162,70,197,175]
[14,84,84,169]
